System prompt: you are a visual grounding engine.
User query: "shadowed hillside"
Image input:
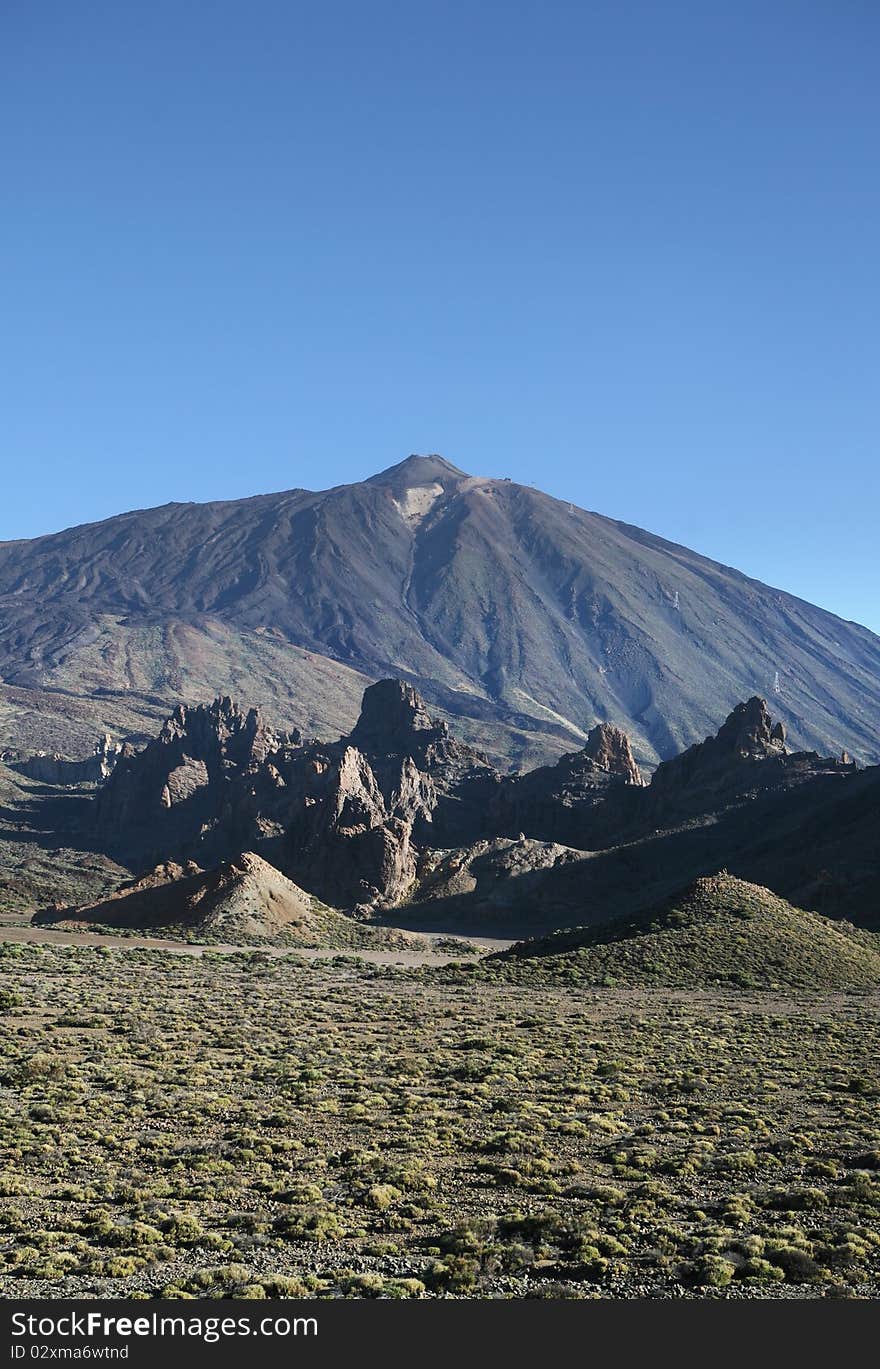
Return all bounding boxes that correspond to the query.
[480,874,880,990]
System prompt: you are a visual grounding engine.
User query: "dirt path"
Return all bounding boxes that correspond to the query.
[0,920,513,965]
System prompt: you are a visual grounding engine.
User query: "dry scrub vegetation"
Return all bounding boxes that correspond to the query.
[0,943,878,1299]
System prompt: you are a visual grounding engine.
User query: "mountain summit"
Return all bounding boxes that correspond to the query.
[366,453,467,487]
[1,456,879,768]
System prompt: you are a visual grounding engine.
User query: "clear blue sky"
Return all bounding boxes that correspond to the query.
[2,1,878,630]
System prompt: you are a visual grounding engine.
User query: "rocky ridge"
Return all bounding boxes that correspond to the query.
[3,734,123,786]
[57,679,877,939]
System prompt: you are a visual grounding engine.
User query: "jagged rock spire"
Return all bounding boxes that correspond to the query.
[713,697,787,760]
[583,722,644,785]
[650,696,789,795]
[350,679,448,751]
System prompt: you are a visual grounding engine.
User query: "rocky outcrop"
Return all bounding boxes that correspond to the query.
[652,697,786,788]
[649,697,853,811]
[11,734,123,786]
[278,683,501,906]
[347,678,498,846]
[94,697,299,862]
[90,682,480,908]
[406,836,583,931]
[582,722,644,786]
[350,679,445,753]
[155,696,291,770]
[284,747,436,908]
[85,682,868,928]
[712,696,787,760]
[487,719,643,845]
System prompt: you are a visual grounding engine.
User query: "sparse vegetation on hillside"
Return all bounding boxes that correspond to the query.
[469,875,880,991]
[0,764,129,920]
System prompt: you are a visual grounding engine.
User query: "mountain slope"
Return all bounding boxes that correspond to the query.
[483,873,880,990]
[2,454,879,767]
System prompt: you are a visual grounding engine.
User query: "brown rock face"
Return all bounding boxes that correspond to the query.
[345,678,497,848]
[12,733,123,786]
[158,696,289,768]
[646,697,849,812]
[413,836,582,928]
[269,681,489,907]
[91,681,464,909]
[54,675,872,931]
[484,717,643,846]
[161,757,210,808]
[33,851,392,946]
[582,722,644,786]
[712,697,788,761]
[91,678,650,897]
[95,696,295,855]
[90,678,865,926]
[285,747,437,908]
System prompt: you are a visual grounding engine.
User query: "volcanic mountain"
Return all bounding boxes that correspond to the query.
[2,454,879,768]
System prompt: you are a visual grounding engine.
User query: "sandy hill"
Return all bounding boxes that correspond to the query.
[32,852,421,949]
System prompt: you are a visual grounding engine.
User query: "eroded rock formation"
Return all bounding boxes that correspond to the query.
[82,682,867,929]
[11,733,123,786]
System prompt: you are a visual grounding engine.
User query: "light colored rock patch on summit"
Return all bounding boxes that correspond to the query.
[392,482,444,526]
